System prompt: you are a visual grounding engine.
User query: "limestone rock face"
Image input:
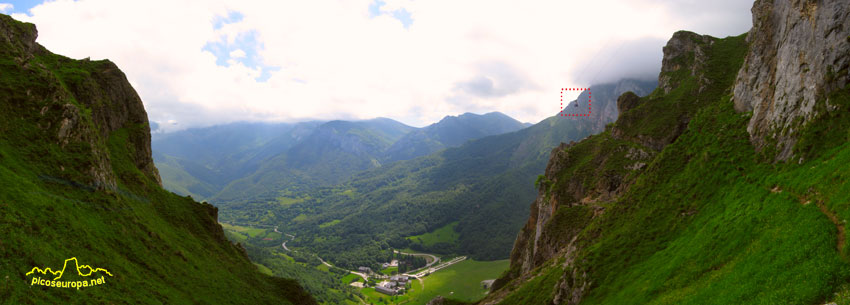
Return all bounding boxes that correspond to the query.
[659,31,714,95]
[0,14,161,188]
[612,32,714,152]
[733,0,850,161]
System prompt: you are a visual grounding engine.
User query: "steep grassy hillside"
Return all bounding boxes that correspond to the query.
[0,14,314,304]
[484,1,850,303]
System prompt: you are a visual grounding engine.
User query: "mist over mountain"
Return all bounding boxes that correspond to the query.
[152,121,322,199]
[216,79,657,267]
[384,112,528,162]
[152,111,531,202]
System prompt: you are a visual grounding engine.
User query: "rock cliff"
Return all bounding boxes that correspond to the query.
[485,1,850,304]
[733,0,850,161]
[484,33,700,305]
[0,14,160,189]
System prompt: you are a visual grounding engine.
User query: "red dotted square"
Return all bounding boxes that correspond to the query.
[559,88,591,118]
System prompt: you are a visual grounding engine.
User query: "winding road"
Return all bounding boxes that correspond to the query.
[394,250,440,267]
[273,227,454,283]
[405,256,466,278]
[279,228,294,251]
[316,256,369,281]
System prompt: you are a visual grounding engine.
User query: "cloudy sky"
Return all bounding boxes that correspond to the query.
[2,0,753,131]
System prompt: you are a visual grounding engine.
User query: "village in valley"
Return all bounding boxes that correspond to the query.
[350,251,469,297]
[221,223,507,305]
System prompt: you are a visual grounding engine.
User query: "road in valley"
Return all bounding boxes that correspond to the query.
[316,255,369,281]
[405,256,467,278]
[274,228,454,283]
[393,250,440,267]
[279,228,293,251]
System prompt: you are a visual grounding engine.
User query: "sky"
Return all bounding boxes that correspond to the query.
[2,0,754,132]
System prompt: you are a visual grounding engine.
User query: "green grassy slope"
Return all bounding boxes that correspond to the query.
[410,260,509,304]
[491,31,850,304]
[154,152,217,199]
[0,14,314,304]
[407,222,460,247]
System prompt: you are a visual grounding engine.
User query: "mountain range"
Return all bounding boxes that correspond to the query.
[212,79,657,268]
[153,111,529,202]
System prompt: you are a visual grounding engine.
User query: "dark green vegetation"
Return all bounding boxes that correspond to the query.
[489,30,850,304]
[154,112,528,203]
[240,242,361,305]
[0,14,314,304]
[219,79,656,269]
[393,252,428,273]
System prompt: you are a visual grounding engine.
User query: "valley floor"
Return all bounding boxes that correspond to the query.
[220,222,508,305]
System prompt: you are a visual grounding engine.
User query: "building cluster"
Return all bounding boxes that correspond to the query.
[375,275,409,296]
[381,259,398,269]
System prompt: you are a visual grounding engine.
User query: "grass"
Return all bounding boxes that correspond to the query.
[361,286,412,305]
[408,259,509,304]
[220,222,266,237]
[319,219,341,228]
[357,260,507,305]
[277,196,306,207]
[220,222,282,242]
[494,31,850,304]
[255,263,274,276]
[381,266,398,275]
[224,229,248,243]
[575,94,850,305]
[340,273,361,284]
[499,264,565,305]
[0,14,314,304]
[406,222,460,247]
[293,213,308,222]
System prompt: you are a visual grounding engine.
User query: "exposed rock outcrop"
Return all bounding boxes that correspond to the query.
[486,15,744,305]
[486,1,850,304]
[616,91,641,114]
[0,14,161,188]
[613,31,715,152]
[733,0,850,161]
[659,31,714,95]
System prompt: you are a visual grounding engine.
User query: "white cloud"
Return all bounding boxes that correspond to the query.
[11,0,754,131]
[229,49,246,59]
[0,3,12,13]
